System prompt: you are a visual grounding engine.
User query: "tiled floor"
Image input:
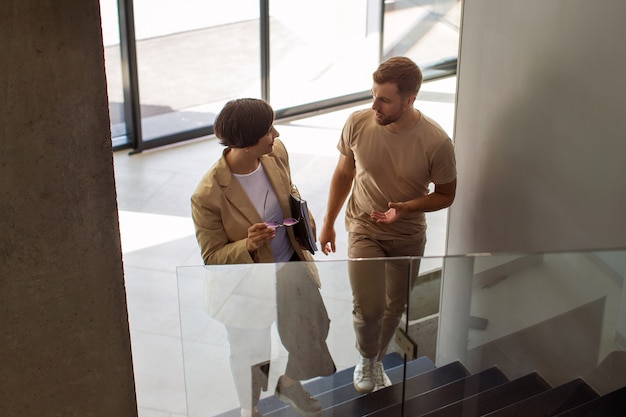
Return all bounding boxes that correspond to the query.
[113,76,458,417]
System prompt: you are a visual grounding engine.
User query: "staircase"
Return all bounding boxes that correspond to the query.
[216,353,626,417]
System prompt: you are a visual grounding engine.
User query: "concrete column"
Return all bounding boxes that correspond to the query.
[1,1,137,416]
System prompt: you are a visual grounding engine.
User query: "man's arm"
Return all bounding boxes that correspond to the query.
[409,178,457,212]
[370,179,456,224]
[319,153,355,254]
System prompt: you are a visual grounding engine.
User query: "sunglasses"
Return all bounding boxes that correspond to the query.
[264,189,299,228]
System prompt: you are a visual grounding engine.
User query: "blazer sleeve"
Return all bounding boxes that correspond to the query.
[191,178,258,265]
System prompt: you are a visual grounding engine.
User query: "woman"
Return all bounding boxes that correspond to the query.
[191,98,335,417]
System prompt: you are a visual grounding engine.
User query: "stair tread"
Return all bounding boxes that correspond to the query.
[321,360,471,417]
[258,354,436,416]
[553,385,626,417]
[367,365,509,417]
[482,378,600,417]
[312,352,432,395]
[218,358,624,417]
[417,371,552,417]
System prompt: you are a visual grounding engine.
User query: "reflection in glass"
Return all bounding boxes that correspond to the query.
[179,250,626,415]
[198,261,335,416]
[439,250,626,394]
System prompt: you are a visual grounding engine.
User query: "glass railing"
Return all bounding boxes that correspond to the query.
[177,249,625,416]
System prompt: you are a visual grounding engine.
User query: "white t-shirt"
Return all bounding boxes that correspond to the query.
[234,163,294,262]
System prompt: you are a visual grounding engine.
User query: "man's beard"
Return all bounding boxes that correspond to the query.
[375,111,401,126]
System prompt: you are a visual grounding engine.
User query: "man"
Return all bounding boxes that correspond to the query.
[319,56,456,393]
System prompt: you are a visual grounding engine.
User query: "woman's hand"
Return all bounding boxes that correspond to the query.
[246,222,276,253]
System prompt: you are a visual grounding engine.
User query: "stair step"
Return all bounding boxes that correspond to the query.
[258,354,435,416]
[482,378,599,417]
[553,385,626,417]
[217,357,624,417]
[367,365,509,417]
[314,353,433,396]
[322,360,471,417]
[418,372,552,417]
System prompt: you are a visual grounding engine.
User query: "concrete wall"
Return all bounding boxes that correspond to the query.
[1,1,137,416]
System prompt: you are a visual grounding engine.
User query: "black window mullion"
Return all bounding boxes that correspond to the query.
[117,0,143,153]
[260,0,270,102]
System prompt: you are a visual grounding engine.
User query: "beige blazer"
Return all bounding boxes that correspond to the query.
[191,139,317,276]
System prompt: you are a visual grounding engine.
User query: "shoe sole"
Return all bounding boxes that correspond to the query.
[372,382,391,392]
[275,392,322,417]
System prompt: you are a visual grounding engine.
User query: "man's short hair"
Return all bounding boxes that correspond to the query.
[373,56,423,96]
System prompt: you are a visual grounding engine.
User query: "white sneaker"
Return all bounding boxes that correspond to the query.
[353,355,375,393]
[373,360,391,391]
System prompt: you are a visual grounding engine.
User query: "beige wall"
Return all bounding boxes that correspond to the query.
[1,1,137,416]
[447,0,626,255]
[438,0,626,383]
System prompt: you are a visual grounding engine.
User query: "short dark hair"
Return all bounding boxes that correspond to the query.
[373,56,423,96]
[213,98,274,148]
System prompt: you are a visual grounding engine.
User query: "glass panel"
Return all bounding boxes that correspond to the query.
[177,258,419,416]
[178,250,626,415]
[384,0,462,68]
[438,249,626,397]
[100,0,129,147]
[268,0,381,109]
[132,0,261,142]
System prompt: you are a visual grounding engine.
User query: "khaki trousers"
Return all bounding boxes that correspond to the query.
[348,232,426,361]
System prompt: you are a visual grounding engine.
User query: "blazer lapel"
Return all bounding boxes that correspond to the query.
[215,153,262,225]
[261,155,292,219]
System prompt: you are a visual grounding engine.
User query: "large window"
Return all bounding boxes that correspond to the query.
[101,0,461,152]
[384,0,460,67]
[268,0,381,109]
[100,0,128,148]
[133,0,261,147]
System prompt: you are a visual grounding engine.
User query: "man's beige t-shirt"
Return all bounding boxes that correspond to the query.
[338,108,456,241]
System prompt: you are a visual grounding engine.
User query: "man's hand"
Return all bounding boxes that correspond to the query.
[370,201,409,224]
[319,223,336,255]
